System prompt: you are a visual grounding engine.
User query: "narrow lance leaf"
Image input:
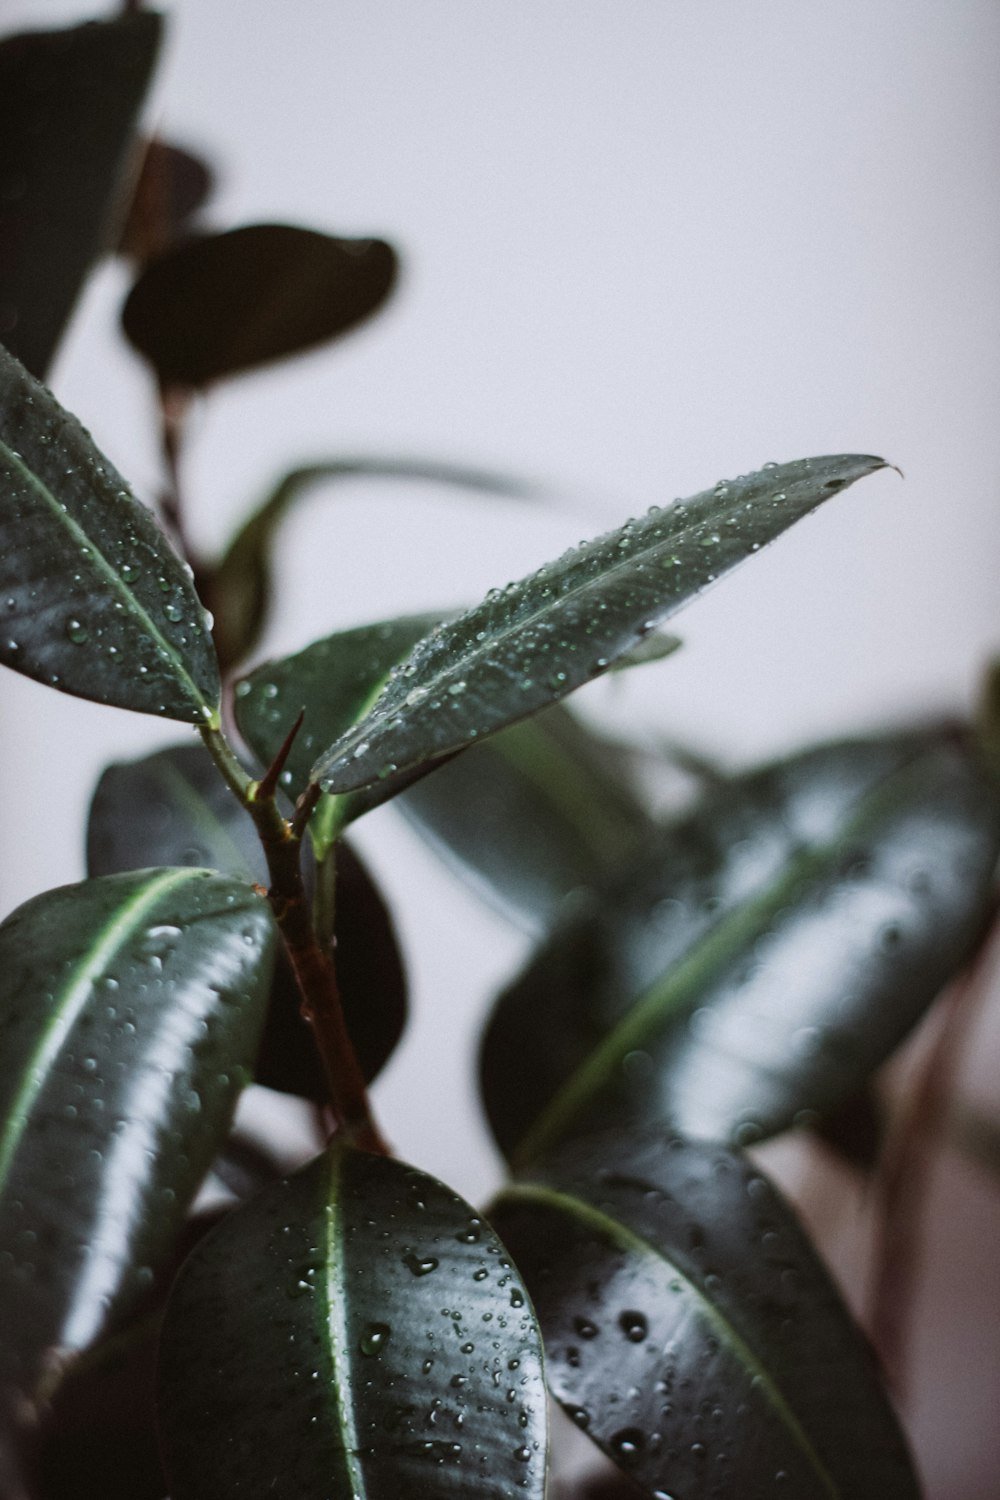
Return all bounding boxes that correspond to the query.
[0,869,276,1435]
[309,455,889,801]
[157,1145,548,1500]
[0,346,221,721]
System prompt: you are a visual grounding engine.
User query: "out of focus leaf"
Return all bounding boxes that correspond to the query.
[0,870,275,1442]
[86,742,406,1093]
[121,224,397,387]
[481,729,1000,1167]
[207,459,532,673]
[158,1145,548,1500]
[490,1128,919,1498]
[117,137,213,265]
[811,1083,886,1174]
[399,704,655,932]
[0,345,220,721]
[0,13,162,377]
[309,457,889,802]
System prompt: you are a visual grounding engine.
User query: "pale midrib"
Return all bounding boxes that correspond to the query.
[320,462,857,780]
[322,1151,368,1499]
[0,868,197,1197]
[499,1181,840,1500]
[511,754,921,1168]
[1,440,212,718]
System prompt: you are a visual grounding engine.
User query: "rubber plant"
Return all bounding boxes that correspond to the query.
[1,10,998,1500]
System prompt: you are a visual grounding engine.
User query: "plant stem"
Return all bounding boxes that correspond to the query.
[314,843,338,950]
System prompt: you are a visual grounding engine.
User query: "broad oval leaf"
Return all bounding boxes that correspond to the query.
[86,742,407,1091]
[481,728,1000,1166]
[157,1144,548,1500]
[0,346,220,720]
[117,137,214,265]
[0,13,162,378]
[399,704,656,932]
[0,868,276,1432]
[489,1128,919,1499]
[208,458,533,672]
[309,456,889,799]
[121,224,397,387]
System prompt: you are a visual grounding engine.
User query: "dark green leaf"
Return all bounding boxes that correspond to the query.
[0,869,276,1434]
[157,1145,548,1500]
[0,14,162,378]
[0,346,220,720]
[117,137,214,265]
[121,224,397,387]
[489,1128,919,1499]
[86,742,407,1091]
[309,456,889,800]
[481,729,1000,1166]
[811,1083,886,1174]
[400,704,656,931]
[207,459,533,672]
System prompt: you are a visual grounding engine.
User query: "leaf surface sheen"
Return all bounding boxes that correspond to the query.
[309,456,887,798]
[157,1145,548,1500]
[0,346,220,720]
[481,729,1000,1165]
[0,868,276,1424]
[489,1128,920,1499]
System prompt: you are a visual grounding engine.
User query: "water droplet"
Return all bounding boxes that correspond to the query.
[352,740,371,760]
[567,1406,590,1429]
[64,617,88,645]
[573,1316,598,1339]
[619,1310,648,1343]
[610,1428,644,1464]
[456,1218,482,1244]
[447,679,467,696]
[403,1253,439,1277]
[510,1287,525,1308]
[405,685,430,706]
[359,1322,391,1356]
[513,1446,531,1463]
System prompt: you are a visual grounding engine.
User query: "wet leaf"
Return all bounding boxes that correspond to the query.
[157,1145,548,1500]
[0,13,162,377]
[0,346,220,720]
[0,869,276,1437]
[121,224,397,387]
[309,456,889,800]
[207,458,532,672]
[399,704,655,932]
[490,1128,920,1499]
[117,137,214,265]
[481,729,1000,1166]
[86,742,407,1092]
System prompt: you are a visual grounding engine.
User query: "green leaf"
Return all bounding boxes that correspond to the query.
[489,1128,920,1499]
[0,346,221,721]
[208,458,533,672]
[86,742,407,1092]
[0,13,162,378]
[0,869,276,1434]
[399,704,656,931]
[309,456,889,800]
[121,224,398,387]
[157,1145,548,1500]
[481,729,1000,1166]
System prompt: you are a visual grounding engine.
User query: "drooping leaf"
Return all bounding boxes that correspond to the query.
[0,869,276,1438]
[121,224,397,387]
[481,728,1000,1167]
[86,742,407,1091]
[0,13,162,378]
[207,458,533,672]
[0,346,220,720]
[309,456,889,801]
[117,137,214,265]
[157,1145,548,1500]
[489,1128,920,1498]
[399,704,656,932]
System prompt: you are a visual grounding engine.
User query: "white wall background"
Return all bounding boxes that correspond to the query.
[2,3,999,1493]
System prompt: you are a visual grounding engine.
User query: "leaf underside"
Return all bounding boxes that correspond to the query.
[158,1145,548,1500]
[480,728,1000,1166]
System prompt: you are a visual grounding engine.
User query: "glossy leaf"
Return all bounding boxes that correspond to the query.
[157,1144,548,1500]
[86,742,407,1092]
[0,14,162,378]
[489,1128,919,1498]
[208,458,533,672]
[0,346,220,720]
[117,137,214,265]
[481,729,1000,1166]
[0,869,276,1434]
[310,456,889,800]
[399,704,656,931]
[121,224,397,387]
